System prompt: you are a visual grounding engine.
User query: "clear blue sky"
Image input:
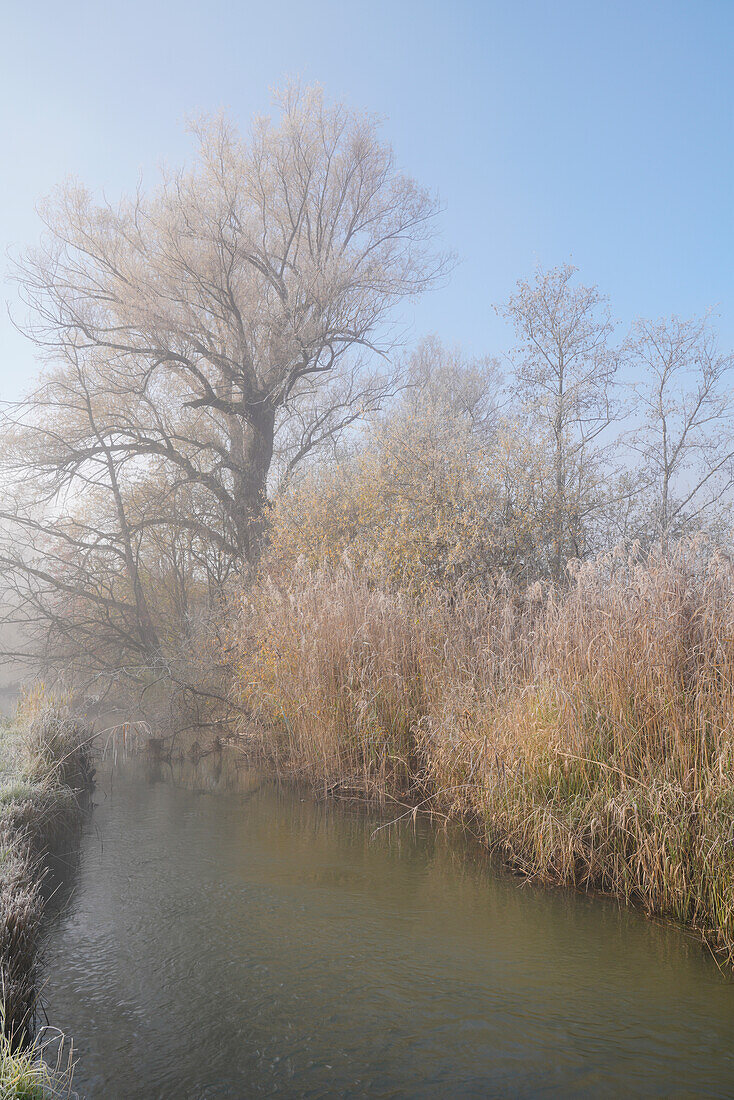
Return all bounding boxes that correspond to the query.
[1,0,732,398]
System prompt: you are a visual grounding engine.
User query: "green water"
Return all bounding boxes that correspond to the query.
[42,751,734,1098]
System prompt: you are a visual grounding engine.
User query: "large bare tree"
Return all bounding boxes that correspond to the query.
[10,83,446,567]
[0,84,446,690]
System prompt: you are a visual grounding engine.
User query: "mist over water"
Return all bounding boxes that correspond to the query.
[41,751,734,1099]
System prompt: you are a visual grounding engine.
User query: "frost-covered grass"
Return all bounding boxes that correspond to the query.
[0,696,92,1051]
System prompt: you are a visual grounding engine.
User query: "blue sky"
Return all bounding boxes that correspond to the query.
[1,0,732,398]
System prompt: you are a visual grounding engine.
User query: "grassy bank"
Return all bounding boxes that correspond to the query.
[0,692,92,1095]
[0,1027,75,1100]
[232,540,734,966]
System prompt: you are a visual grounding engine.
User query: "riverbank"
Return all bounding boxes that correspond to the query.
[231,541,734,967]
[0,695,93,1094]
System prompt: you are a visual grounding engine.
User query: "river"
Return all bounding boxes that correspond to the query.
[41,750,734,1098]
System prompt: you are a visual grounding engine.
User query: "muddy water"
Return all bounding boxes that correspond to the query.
[42,751,734,1098]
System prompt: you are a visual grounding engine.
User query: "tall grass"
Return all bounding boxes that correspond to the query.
[234,568,424,796]
[0,1017,76,1099]
[231,538,734,963]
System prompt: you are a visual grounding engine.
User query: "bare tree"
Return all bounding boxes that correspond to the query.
[0,83,447,692]
[398,335,503,433]
[11,83,447,569]
[0,349,245,694]
[626,314,734,547]
[0,355,161,682]
[500,263,620,580]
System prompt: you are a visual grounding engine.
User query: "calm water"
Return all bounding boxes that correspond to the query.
[41,751,734,1099]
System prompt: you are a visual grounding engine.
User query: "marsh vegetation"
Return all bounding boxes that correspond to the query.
[233,540,734,964]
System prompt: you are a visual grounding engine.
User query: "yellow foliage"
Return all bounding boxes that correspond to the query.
[267,407,551,592]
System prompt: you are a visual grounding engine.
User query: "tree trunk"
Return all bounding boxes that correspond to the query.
[229,405,276,568]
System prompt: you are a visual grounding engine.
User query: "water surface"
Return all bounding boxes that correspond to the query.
[42,751,734,1098]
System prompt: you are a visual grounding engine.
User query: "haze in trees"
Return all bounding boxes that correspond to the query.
[0,90,732,707]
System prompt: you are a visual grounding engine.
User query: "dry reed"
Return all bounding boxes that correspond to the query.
[231,538,734,964]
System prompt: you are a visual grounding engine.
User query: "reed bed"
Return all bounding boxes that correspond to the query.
[232,539,734,964]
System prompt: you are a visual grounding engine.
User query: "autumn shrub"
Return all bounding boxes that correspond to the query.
[266,342,551,593]
[266,433,513,593]
[231,538,734,963]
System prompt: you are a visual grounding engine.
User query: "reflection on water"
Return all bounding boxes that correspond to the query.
[42,749,734,1099]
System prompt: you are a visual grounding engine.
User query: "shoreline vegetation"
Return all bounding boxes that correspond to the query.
[0,690,93,1098]
[231,538,734,968]
[0,81,733,1096]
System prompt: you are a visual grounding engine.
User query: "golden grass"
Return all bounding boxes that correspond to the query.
[231,538,734,964]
